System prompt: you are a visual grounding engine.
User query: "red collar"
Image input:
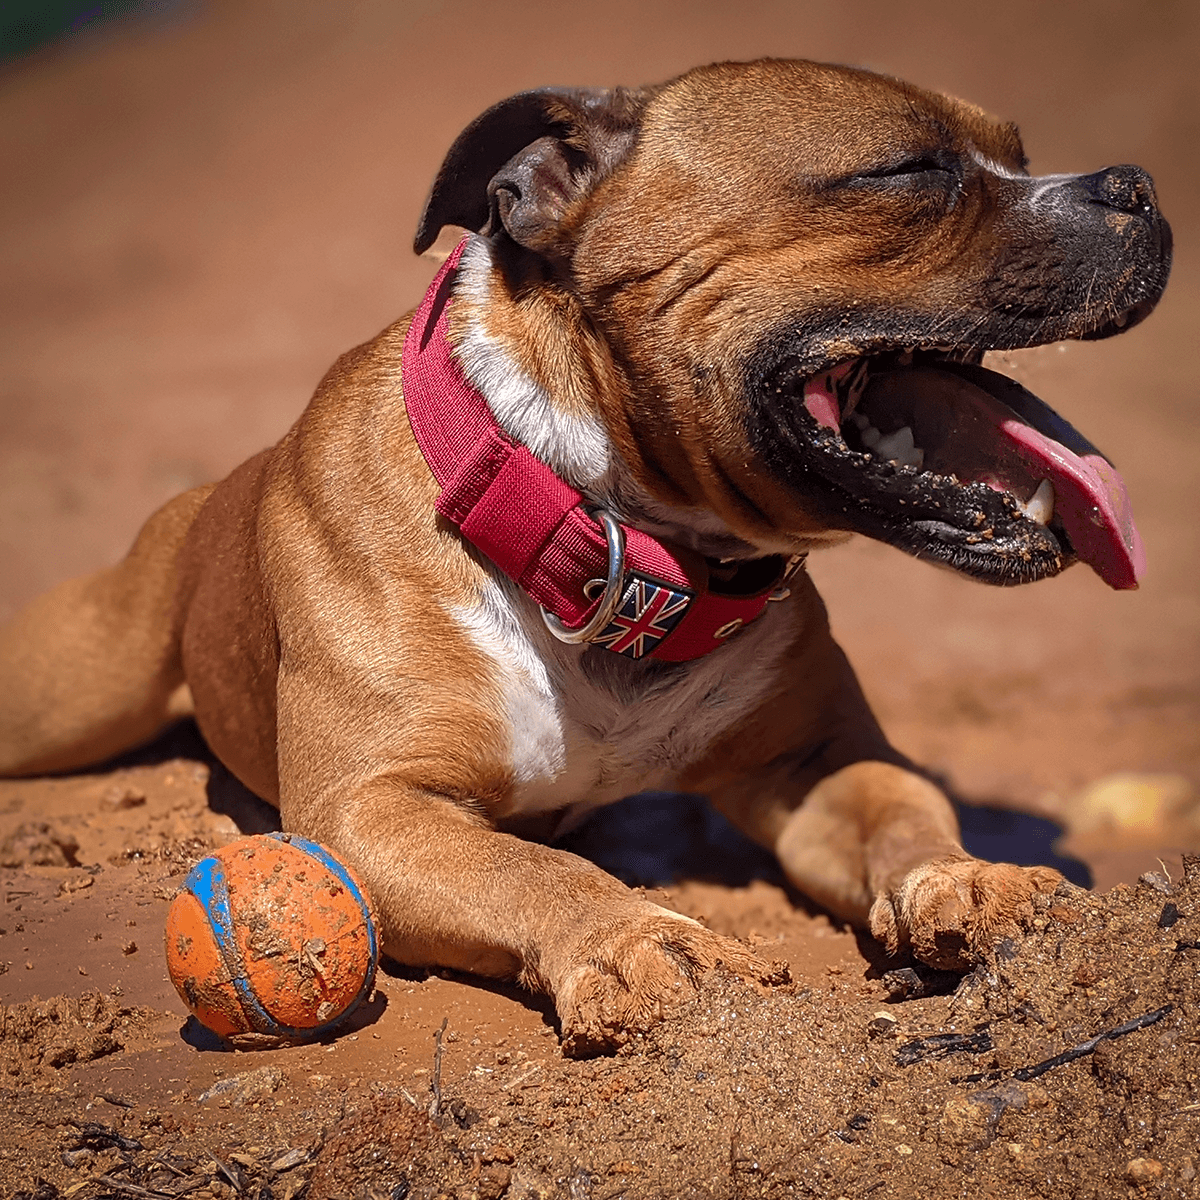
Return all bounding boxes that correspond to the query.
[401,242,793,662]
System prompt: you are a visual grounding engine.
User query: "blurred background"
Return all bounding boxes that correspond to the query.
[1,0,1197,885]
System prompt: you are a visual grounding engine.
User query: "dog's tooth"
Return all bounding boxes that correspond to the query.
[1113,311,1128,328]
[873,425,915,460]
[1021,478,1056,525]
[852,412,870,431]
[861,424,882,449]
[896,350,914,367]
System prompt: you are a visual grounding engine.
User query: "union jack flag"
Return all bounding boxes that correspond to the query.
[592,575,693,658]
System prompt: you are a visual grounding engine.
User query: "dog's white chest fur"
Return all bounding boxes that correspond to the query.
[441,236,796,824]
[449,575,796,826]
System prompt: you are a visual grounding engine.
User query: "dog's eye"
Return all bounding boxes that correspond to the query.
[858,155,953,184]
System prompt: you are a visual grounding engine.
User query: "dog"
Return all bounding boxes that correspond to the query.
[0,59,1171,1053]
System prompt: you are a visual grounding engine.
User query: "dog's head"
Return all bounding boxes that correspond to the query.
[416,59,1172,589]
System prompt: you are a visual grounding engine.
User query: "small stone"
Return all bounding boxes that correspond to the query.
[197,1066,284,1108]
[939,1095,992,1148]
[478,1164,511,1200]
[895,1144,913,1156]
[868,1011,899,1038]
[270,1148,308,1172]
[101,785,147,811]
[1048,905,1080,923]
[1126,1158,1163,1184]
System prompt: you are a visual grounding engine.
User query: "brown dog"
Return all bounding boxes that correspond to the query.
[0,60,1171,1052]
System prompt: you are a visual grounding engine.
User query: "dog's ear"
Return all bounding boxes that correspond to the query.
[414,87,650,258]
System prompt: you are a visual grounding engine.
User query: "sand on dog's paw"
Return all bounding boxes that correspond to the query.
[869,856,1062,970]
[551,909,786,1056]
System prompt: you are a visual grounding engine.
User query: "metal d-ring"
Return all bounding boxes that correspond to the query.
[542,508,626,644]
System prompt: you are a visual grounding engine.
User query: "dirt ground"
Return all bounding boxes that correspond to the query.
[2,2,1199,1197]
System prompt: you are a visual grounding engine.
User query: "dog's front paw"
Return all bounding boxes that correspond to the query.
[868,856,1062,971]
[551,906,784,1056]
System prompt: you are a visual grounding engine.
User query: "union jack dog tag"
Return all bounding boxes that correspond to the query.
[591,575,694,659]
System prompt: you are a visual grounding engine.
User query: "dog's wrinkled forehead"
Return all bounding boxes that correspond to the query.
[639,59,1024,181]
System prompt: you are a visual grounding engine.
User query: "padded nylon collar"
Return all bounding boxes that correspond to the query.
[401,241,788,662]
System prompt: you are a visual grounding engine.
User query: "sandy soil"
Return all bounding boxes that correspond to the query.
[1,2,1199,1196]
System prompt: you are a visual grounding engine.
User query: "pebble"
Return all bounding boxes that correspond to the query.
[270,1148,309,1172]
[867,1011,898,1038]
[197,1066,284,1107]
[1126,1158,1163,1184]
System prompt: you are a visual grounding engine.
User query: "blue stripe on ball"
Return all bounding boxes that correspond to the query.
[182,852,307,1038]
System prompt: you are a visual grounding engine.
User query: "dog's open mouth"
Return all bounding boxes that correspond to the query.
[797,351,1144,589]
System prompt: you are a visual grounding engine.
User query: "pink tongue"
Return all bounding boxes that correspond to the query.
[991,403,1145,590]
[803,363,853,432]
[804,365,1145,590]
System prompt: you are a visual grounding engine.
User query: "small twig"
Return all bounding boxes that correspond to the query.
[67,1120,145,1152]
[954,1005,1172,1085]
[501,1063,542,1091]
[209,1153,243,1194]
[1014,1005,1172,1081]
[429,1016,449,1119]
[896,1029,993,1066]
[165,1178,213,1197]
[87,1178,173,1199]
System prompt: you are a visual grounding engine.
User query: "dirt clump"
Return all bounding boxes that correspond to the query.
[0,823,80,869]
[309,1098,469,1199]
[1,989,157,1080]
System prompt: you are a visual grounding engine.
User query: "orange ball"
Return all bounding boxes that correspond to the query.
[164,833,378,1040]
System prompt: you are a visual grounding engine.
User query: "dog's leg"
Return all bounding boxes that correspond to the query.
[282,774,776,1054]
[697,619,1060,970]
[774,760,1060,969]
[0,485,211,776]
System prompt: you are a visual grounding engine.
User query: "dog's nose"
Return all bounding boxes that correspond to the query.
[1078,164,1159,218]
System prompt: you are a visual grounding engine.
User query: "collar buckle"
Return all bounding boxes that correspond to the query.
[541,509,627,644]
